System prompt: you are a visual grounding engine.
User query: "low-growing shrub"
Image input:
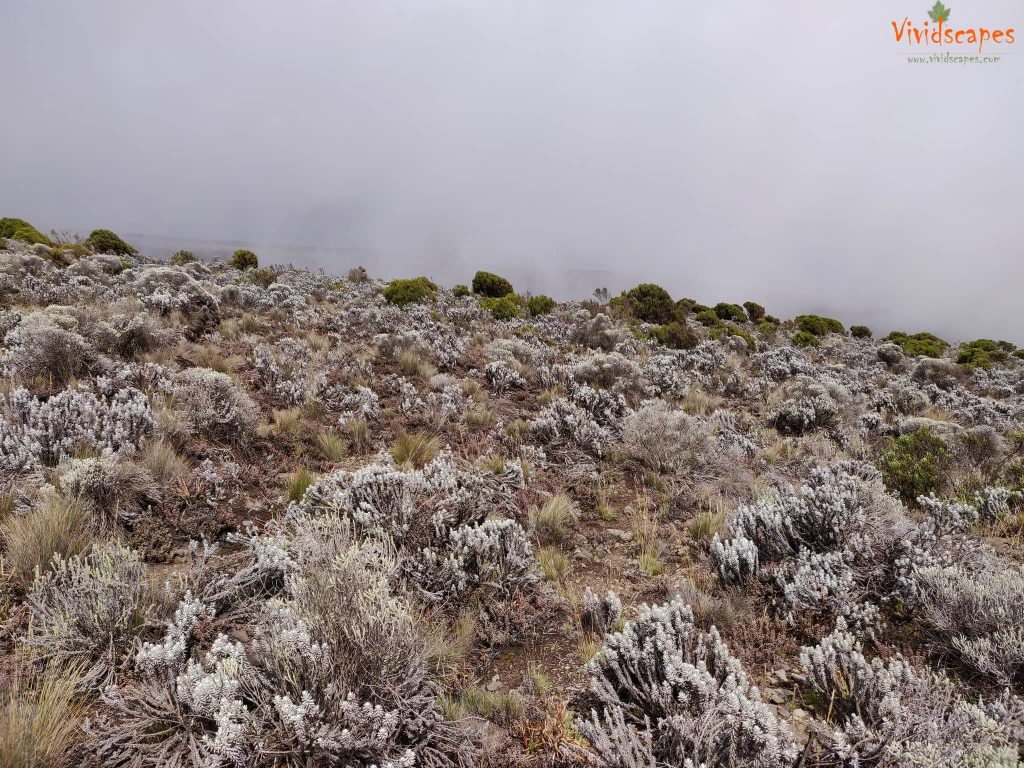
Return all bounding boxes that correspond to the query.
[0,217,51,245]
[170,249,197,265]
[792,330,819,348]
[227,248,258,270]
[244,266,276,288]
[622,283,673,324]
[650,320,698,350]
[850,324,872,339]
[795,313,845,336]
[472,270,514,298]
[709,323,755,350]
[84,228,136,256]
[452,283,470,297]
[884,330,948,358]
[383,276,438,306]
[479,294,523,320]
[527,294,556,316]
[879,426,952,504]
[743,301,765,322]
[957,338,1013,370]
[712,302,746,323]
[174,368,260,445]
[694,308,721,327]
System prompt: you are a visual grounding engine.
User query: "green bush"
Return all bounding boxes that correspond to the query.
[170,249,196,265]
[472,271,514,298]
[0,217,51,246]
[884,331,948,359]
[792,330,820,348]
[850,325,872,339]
[694,309,721,328]
[84,229,136,256]
[622,283,674,324]
[795,314,845,336]
[673,298,698,319]
[1015,350,1024,360]
[527,294,556,316]
[227,248,258,270]
[479,294,523,320]
[712,302,747,323]
[879,427,952,505]
[710,323,755,350]
[383,276,438,307]
[452,284,470,298]
[756,319,779,335]
[957,339,1014,370]
[743,301,766,322]
[245,267,277,288]
[650,321,698,350]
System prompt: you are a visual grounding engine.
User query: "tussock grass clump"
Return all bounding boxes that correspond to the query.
[390,430,441,469]
[315,429,346,461]
[0,663,85,768]
[0,498,93,590]
[286,467,315,502]
[528,492,580,543]
[538,545,569,581]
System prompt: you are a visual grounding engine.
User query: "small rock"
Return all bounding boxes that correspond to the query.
[774,668,788,684]
[485,677,502,692]
[791,707,808,720]
[606,528,632,542]
[763,687,789,705]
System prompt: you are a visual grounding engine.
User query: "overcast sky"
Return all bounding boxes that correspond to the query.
[2,1,1021,341]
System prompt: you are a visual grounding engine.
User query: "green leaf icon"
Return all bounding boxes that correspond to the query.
[928,1,951,22]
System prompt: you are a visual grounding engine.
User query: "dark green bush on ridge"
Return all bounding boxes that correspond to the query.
[957,338,1014,370]
[795,314,845,337]
[712,302,747,323]
[480,294,523,320]
[228,248,259,270]
[884,330,948,359]
[527,294,556,316]
[743,301,766,322]
[650,321,698,350]
[452,284,471,298]
[0,217,52,245]
[694,309,721,328]
[850,325,872,339]
[792,330,820,348]
[472,271,514,298]
[383,276,438,307]
[879,426,952,505]
[622,283,674,324]
[84,229,136,256]
[170,249,197,265]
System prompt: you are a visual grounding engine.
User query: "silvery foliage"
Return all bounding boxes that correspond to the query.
[174,367,260,443]
[92,518,467,768]
[57,455,160,528]
[252,337,327,405]
[568,351,645,396]
[530,396,614,456]
[2,307,94,381]
[569,310,631,352]
[753,345,810,382]
[0,384,153,474]
[772,375,842,436]
[568,380,630,426]
[286,450,537,603]
[26,542,152,688]
[801,619,1024,766]
[129,265,219,314]
[581,588,622,637]
[620,399,709,473]
[578,599,797,768]
[423,375,467,423]
[645,352,689,398]
[328,384,381,423]
[484,359,526,392]
[711,463,906,628]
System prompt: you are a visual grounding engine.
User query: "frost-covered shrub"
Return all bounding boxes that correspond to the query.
[753,346,809,382]
[912,357,966,390]
[912,556,1024,686]
[57,456,160,531]
[569,351,644,395]
[771,376,841,436]
[801,619,1024,765]
[174,368,260,444]
[0,385,153,474]
[530,397,612,456]
[3,309,95,384]
[578,599,797,767]
[570,311,628,352]
[484,359,526,392]
[26,542,152,687]
[252,338,326,405]
[580,588,622,636]
[620,400,707,472]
